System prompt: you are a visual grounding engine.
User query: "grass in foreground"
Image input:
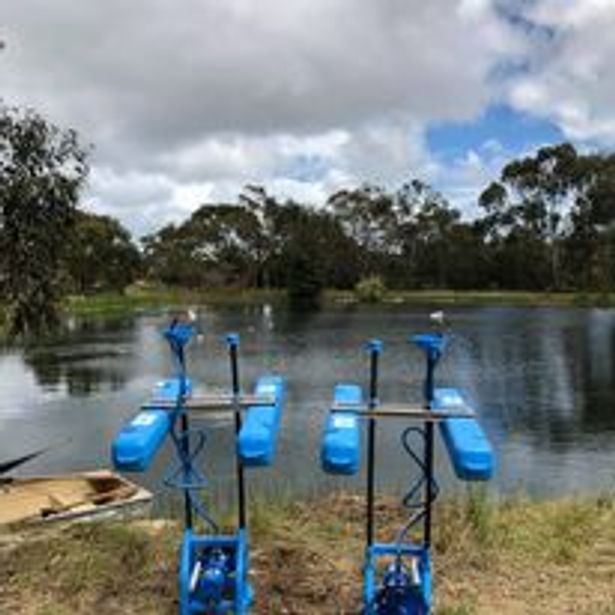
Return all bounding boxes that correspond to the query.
[2,492,615,613]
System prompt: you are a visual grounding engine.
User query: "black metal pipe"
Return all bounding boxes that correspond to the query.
[423,352,436,547]
[168,326,194,531]
[366,341,380,547]
[180,411,193,529]
[228,336,247,530]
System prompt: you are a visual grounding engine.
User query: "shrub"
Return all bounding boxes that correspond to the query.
[354,275,387,303]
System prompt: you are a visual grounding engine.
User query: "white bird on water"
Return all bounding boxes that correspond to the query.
[429,310,445,327]
[185,308,205,342]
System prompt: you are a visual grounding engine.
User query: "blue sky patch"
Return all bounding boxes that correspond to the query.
[427,104,563,162]
[280,154,331,183]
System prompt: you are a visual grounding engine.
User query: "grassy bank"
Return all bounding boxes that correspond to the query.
[2,491,615,614]
[63,287,615,318]
[2,287,612,329]
[376,289,615,307]
[63,287,286,317]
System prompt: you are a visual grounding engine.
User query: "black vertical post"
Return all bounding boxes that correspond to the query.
[227,334,246,530]
[423,351,436,548]
[174,338,193,531]
[366,339,382,548]
[180,410,193,530]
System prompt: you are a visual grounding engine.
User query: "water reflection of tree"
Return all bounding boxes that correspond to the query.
[273,303,322,357]
[22,316,137,396]
[578,310,615,433]
[467,309,615,451]
[23,348,130,396]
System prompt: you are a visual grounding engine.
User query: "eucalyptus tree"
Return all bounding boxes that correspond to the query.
[480,143,580,289]
[142,204,261,288]
[141,224,193,286]
[0,104,89,335]
[238,184,283,288]
[326,180,470,288]
[478,178,551,289]
[64,211,141,293]
[563,152,615,290]
[327,183,397,278]
[408,184,480,289]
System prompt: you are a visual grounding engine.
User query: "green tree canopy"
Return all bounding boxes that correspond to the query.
[137,144,615,296]
[63,210,141,294]
[142,203,262,288]
[0,104,89,335]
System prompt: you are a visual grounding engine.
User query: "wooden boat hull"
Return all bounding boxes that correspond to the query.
[0,470,152,531]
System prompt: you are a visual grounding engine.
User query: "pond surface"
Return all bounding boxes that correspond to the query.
[1,304,615,511]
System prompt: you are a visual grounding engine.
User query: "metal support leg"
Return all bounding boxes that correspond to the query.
[366,339,382,547]
[180,412,193,530]
[227,334,247,530]
[423,352,436,548]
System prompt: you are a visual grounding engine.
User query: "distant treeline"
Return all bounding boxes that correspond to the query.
[3,99,615,336]
[10,140,615,300]
[130,143,614,298]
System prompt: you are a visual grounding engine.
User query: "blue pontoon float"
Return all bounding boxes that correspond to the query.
[111,319,285,614]
[321,333,495,614]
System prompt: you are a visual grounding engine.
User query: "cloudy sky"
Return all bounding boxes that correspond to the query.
[2,0,615,236]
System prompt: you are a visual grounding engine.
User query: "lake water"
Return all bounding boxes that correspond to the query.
[1,304,615,511]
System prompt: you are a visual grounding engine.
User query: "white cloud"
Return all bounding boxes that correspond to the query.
[83,119,438,236]
[6,0,615,238]
[509,0,615,144]
[0,1,525,232]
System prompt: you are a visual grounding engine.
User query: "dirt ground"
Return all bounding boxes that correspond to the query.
[1,492,615,614]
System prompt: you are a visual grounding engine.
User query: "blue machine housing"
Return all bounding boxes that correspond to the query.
[180,528,251,615]
[111,378,192,473]
[321,384,363,475]
[364,543,431,614]
[237,375,285,467]
[433,388,495,481]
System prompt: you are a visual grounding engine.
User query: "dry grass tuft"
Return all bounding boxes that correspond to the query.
[2,492,615,614]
